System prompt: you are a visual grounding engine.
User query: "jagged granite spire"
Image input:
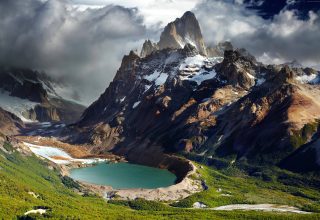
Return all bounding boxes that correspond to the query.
[158,11,207,56]
[140,40,158,58]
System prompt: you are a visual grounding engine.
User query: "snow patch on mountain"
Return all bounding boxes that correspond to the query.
[144,85,151,93]
[24,142,107,165]
[180,55,206,70]
[296,74,319,84]
[185,70,217,86]
[120,97,126,102]
[143,70,169,86]
[179,55,223,85]
[256,78,266,86]
[0,90,38,122]
[155,73,169,86]
[133,101,141,109]
[144,70,161,82]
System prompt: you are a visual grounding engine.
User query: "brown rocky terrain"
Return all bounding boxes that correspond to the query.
[0,107,24,135]
[158,11,207,56]
[69,12,320,173]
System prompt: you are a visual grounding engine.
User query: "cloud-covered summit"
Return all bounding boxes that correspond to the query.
[0,0,148,104]
[0,0,320,104]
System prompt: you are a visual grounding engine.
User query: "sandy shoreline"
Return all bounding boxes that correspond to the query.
[63,159,202,201]
[20,138,202,201]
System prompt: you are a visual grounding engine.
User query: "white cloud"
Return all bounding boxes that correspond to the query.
[194,0,261,44]
[70,0,202,27]
[0,0,147,104]
[194,0,320,66]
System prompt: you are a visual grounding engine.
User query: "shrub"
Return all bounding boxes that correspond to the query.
[61,176,81,190]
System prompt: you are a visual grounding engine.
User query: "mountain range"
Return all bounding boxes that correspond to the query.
[66,11,320,173]
[2,8,320,219]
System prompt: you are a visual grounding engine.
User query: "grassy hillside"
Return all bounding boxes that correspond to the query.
[1,141,320,219]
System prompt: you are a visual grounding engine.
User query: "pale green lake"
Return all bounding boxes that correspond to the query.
[69,162,177,189]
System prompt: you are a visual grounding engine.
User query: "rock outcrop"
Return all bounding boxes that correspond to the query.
[215,49,259,89]
[0,107,24,135]
[140,40,159,58]
[0,67,85,123]
[158,11,207,56]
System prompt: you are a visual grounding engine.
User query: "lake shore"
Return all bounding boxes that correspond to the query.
[18,136,202,201]
[73,160,201,201]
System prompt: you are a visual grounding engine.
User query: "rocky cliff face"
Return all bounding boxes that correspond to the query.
[0,67,85,123]
[140,40,159,58]
[74,11,320,172]
[0,107,24,135]
[158,11,207,56]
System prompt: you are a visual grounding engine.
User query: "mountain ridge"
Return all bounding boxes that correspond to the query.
[0,66,86,123]
[73,11,320,173]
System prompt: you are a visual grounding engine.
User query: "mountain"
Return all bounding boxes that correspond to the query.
[158,11,207,56]
[140,39,159,58]
[140,11,207,58]
[0,67,86,124]
[0,107,24,136]
[74,11,320,172]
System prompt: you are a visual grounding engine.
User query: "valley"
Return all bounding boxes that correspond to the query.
[1,136,320,219]
[1,6,320,220]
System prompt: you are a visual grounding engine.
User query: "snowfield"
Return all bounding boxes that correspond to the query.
[143,70,169,86]
[23,142,107,165]
[179,55,222,85]
[0,90,38,122]
[141,53,223,89]
[296,74,320,84]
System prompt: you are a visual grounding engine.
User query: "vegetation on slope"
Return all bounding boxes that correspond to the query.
[290,121,319,149]
[1,141,320,219]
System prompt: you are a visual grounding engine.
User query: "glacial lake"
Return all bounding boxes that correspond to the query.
[69,162,177,189]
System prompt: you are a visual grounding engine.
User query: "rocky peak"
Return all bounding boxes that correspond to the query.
[158,11,207,56]
[215,49,258,89]
[114,50,140,82]
[11,80,49,103]
[181,43,199,57]
[274,66,295,84]
[140,40,159,58]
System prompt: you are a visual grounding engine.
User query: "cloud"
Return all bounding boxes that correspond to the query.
[0,0,148,105]
[70,0,202,27]
[194,0,320,67]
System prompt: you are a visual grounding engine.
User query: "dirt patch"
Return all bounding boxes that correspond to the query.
[50,156,71,160]
[211,204,311,214]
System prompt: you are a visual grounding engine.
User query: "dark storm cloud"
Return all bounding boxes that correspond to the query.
[194,0,320,67]
[1,0,320,104]
[0,0,148,104]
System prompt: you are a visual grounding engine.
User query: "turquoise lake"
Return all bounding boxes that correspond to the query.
[69,162,177,189]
